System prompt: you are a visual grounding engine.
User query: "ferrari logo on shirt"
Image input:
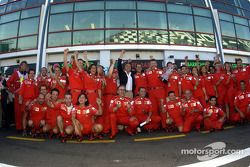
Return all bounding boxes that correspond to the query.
[239,95,245,100]
[145,101,151,105]
[77,110,81,114]
[191,103,196,107]
[136,101,142,105]
[85,109,90,114]
[35,107,39,112]
[247,93,250,97]
[168,104,174,109]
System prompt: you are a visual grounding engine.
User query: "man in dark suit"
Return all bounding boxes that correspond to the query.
[117,50,135,99]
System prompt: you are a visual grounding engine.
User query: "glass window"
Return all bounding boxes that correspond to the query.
[106,1,136,10]
[195,16,213,34]
[0,11,20,24]
[222,36,237,50]
[169,31,196,45]
[19,18,39,36]
[0,0,8,5]
[220,21,236,37]
[212,1,225,11]
[239,0,250,11]
[0,5,6,14]
[48,32,71,47]
[235,24,250,40]
[18,36,37,50]
[106,11,136,28]
[193,7,211,17]
[50,3,73,14]
[105,30,137,43]
[168,0,187,4]
[137,2,165,11]
[73,30,104,45]
[0,38,17,53]
[6,0,26,13]
[138,11,167,29]
[224,4,239,15]
[21,8,40,19]
[75,1,104,11]
[233,16,248,26]
[138,30,168,44]
[196,33,215,47]
[26,0,45,7]
[219,12,233,22]
[0,21,19,40]
[168,13,194,31]
[188,0,206,6]
[74,11,104,30]
[49,13,73,32]
[238,39,250,51]
[167,4,192,14]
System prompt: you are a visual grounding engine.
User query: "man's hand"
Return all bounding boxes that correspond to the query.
[110,59,116,65]
[83,51,88,60]
[64,48,69,55]
[119,50,125,59]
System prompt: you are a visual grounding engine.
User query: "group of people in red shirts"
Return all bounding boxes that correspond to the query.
[6,49,250,142]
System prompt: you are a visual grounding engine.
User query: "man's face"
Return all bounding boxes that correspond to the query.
[20,63,27,71]
[41,68,47,76]
[37,94,45,104]
[28,71,35,79]
[181,67,187,75]
[139,88,146,98]
[40,86,47,96]
[78,60,84,69]
[240,82,246,91]
[55,67,61,76]
[136,64,142,73]
[150,61,157,69]
[236,60,242,68]
[65,94,72,106]
[125,63,131,72]
[168,93,176,101]
[51,91,59,101]
[209,98,217,106]
[184,90,192,100]
[117,86,126,97]
[90,65,97,75]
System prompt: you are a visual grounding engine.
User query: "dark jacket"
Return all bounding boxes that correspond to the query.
[117,58,136,91]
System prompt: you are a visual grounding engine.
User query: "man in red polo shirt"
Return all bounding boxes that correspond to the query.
[234,80,250,121]
[132,87,161,132]
[134,64,147,96]
[63,49,84,104]
[203,96,225,131]
[7,61,28,130]
[178,65,194,97]
[109,85,139,139]
[37,67,51,90]
[19,69,38,136]
[182,90,203,133]
[161,91,183,132]
[27,93,47,136]
[145,59,165,117]
[233,59,250,91]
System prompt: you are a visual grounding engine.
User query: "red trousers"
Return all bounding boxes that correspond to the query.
[14,96,22,130]
[204,118,223,130]
[136,115,161,130]
[110,113,139,136]
[183,114,203,133]
[148,88,166,116]
[161,112,183,128]
[103,94,116,133]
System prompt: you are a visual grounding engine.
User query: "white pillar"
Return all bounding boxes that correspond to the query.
[99,50,111,74]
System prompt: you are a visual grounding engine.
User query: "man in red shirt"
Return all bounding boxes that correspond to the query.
[43,88,62,137]
[19,69,38,135]
[178,65,194,97]
[57,92,75,142]
[27,93,47,136]
[50,65,67,99]
[6,61,28,130]
[161,91,183,132]
[132,87,161,132]
[233,59,250,91]
[166,66,180,96]
[203,96,225,131]
[109,85,139,139]
[145,59,166,117]
[134,64,147,96]
[37,67,51,90]
[182,90,203,133]
[234,81,250,121]
[64,49,84,104]
[103,59,118,134]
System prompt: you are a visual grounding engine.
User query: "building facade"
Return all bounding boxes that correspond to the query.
[0,0,250,73]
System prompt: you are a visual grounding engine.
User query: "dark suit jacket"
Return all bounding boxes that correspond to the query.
[117,58,136,91]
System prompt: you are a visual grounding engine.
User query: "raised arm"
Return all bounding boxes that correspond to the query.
[83,51,90,69]
[118,50,125,72]
[63,48,69,72]
[108,59,116,78]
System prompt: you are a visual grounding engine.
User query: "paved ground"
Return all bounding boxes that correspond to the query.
[0,124,250,167]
